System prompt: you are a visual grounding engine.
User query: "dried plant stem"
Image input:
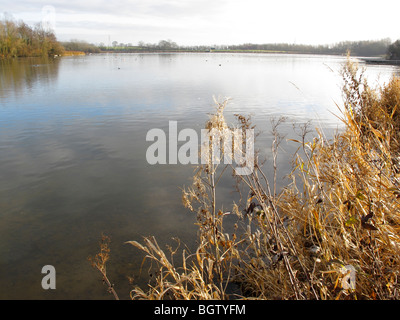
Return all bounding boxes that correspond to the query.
[88,235,120,300]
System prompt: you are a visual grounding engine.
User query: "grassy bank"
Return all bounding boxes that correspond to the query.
[91,58,400,300]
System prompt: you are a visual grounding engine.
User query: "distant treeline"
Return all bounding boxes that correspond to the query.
[227,39,393,57]
[0,18,64,58]
[98,39,182,52]
[99,38,399,58]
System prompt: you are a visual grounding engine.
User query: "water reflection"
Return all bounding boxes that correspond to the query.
[0,57,60,98]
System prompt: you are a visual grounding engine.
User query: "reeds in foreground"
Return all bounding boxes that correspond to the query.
[91,58,400,299]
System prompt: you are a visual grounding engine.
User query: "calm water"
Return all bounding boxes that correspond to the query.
[0,53,398,299]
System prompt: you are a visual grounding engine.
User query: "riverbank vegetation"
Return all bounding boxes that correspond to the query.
[0,17,100,58]
[0,18,64,58]
[91,58,400,300]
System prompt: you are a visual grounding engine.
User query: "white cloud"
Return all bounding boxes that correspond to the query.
[3,0,400,45]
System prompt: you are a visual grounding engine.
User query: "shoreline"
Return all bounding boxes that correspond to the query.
[360,57,400,66]
[98,48,345,55]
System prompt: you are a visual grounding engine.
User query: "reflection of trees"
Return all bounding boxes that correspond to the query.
[0,57,60,97]
[157,53,177,64]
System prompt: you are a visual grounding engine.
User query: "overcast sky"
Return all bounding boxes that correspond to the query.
[3,0,400,46]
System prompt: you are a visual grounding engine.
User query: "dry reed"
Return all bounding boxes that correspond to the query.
[91,58,400,300]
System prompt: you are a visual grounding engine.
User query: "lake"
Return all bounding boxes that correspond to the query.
[0,53,399,299]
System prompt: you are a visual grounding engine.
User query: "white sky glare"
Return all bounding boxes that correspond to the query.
[3,0,400,46]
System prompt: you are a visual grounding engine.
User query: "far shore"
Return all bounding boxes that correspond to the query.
[68,49,400,67]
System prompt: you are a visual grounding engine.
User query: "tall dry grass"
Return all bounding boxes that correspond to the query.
[91,58,400,300]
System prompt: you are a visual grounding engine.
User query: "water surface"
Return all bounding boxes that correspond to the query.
[0,53,398,299]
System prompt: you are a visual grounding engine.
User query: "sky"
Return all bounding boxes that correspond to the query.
[2,0,400,46]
